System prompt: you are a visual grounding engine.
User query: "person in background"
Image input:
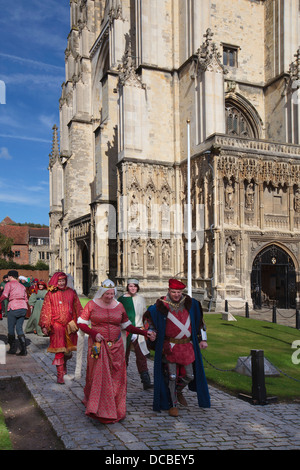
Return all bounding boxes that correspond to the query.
[143,278,210,417]
[19,275,32,318]
[28,278,39,295]
[0,270,29,355]
[25,281,48,336]
[77,279,155,423]
[118,279,153,390]
[39,272,83,384]
[0,274,8,320]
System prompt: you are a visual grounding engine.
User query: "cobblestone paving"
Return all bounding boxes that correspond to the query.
[0,316,300,451]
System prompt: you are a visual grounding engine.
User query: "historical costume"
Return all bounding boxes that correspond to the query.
[28,278,39,296]
[77,279,150,423]
[118,278,153,390]
[39,272,83,383]
[0,274,8,320]
[19,275,32,318]
[25,281,48,336]
[144,279,210,416]
[0,270,29,355]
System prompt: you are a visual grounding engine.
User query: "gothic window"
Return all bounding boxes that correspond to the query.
[225,105,255,138]
[223,45,238,67]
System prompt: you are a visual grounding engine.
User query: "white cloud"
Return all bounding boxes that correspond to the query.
[0,134,51,144]
[0,53,64,73]
[24,184,49,193]
[0,175,49,206]
[2,73,63,91]
[0,193,33,205]
[39,114,57,130]
[0,147,13,160]
[0,193,48,207]
[0,189,49,207]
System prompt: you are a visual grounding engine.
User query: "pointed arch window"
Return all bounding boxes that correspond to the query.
[225,104,255,138]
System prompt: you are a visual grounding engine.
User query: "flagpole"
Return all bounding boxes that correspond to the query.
[187,119,192,297]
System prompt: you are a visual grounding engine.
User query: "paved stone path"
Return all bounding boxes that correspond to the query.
[0,315,300,451]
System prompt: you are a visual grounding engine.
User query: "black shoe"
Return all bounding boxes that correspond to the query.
[7,334,18,354]
[140,371,154,390]
[16,335,27,356]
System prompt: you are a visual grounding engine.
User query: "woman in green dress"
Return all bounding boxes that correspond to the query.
[25,281,48,336]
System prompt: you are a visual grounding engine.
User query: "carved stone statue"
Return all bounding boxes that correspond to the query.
[147,240,155,269]
[245,182,255,210]
[131,240,139,269]
[226,239,236,266]
[225,179,235,210]
[295,187,300,213]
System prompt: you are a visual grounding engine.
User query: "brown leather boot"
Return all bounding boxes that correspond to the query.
[177,391,188,406]
[168,407,179,417]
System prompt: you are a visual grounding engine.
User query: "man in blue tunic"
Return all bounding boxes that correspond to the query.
[143,279,210,417]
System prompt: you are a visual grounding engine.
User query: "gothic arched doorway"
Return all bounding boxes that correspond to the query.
[251,245,296,309]
[82,243,90,296]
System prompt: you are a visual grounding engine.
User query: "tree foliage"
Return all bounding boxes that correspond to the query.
[0,233,14,259]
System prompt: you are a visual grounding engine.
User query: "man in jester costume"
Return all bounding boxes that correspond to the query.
[118,279,153,390]
[143,278,210,417]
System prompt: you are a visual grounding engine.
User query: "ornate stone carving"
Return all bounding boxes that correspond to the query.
[226,236,236,267]
[218,154,300,186]
[224,178,235,210]
[162,240,170,270]
[118,41,146,89]
[147,240,155,270]
[108,4,124,25]
[196,28,227,75]
[128,194,140,231]
[245,182,255,211]
[289,47,300,85]
[130,239,140,270]
[295,187,300,213]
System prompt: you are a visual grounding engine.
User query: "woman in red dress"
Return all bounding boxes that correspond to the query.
[78,279,154,423]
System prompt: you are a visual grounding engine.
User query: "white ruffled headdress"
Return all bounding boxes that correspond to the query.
[93,279,117,299]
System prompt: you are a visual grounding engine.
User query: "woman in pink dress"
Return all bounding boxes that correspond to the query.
[77,280,154,423]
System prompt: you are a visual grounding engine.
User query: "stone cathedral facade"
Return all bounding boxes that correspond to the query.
[49,0,300,310]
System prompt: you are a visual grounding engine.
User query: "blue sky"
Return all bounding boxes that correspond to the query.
[0,0,70,225]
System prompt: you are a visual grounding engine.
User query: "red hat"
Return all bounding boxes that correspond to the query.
[168,279,186,290]
[48,272,67,288]
[37,281,48,290]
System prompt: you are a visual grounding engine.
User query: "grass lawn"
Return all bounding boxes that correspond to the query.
[202,314,300,402]
[79,297,90,308]
[0,407,12,450]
